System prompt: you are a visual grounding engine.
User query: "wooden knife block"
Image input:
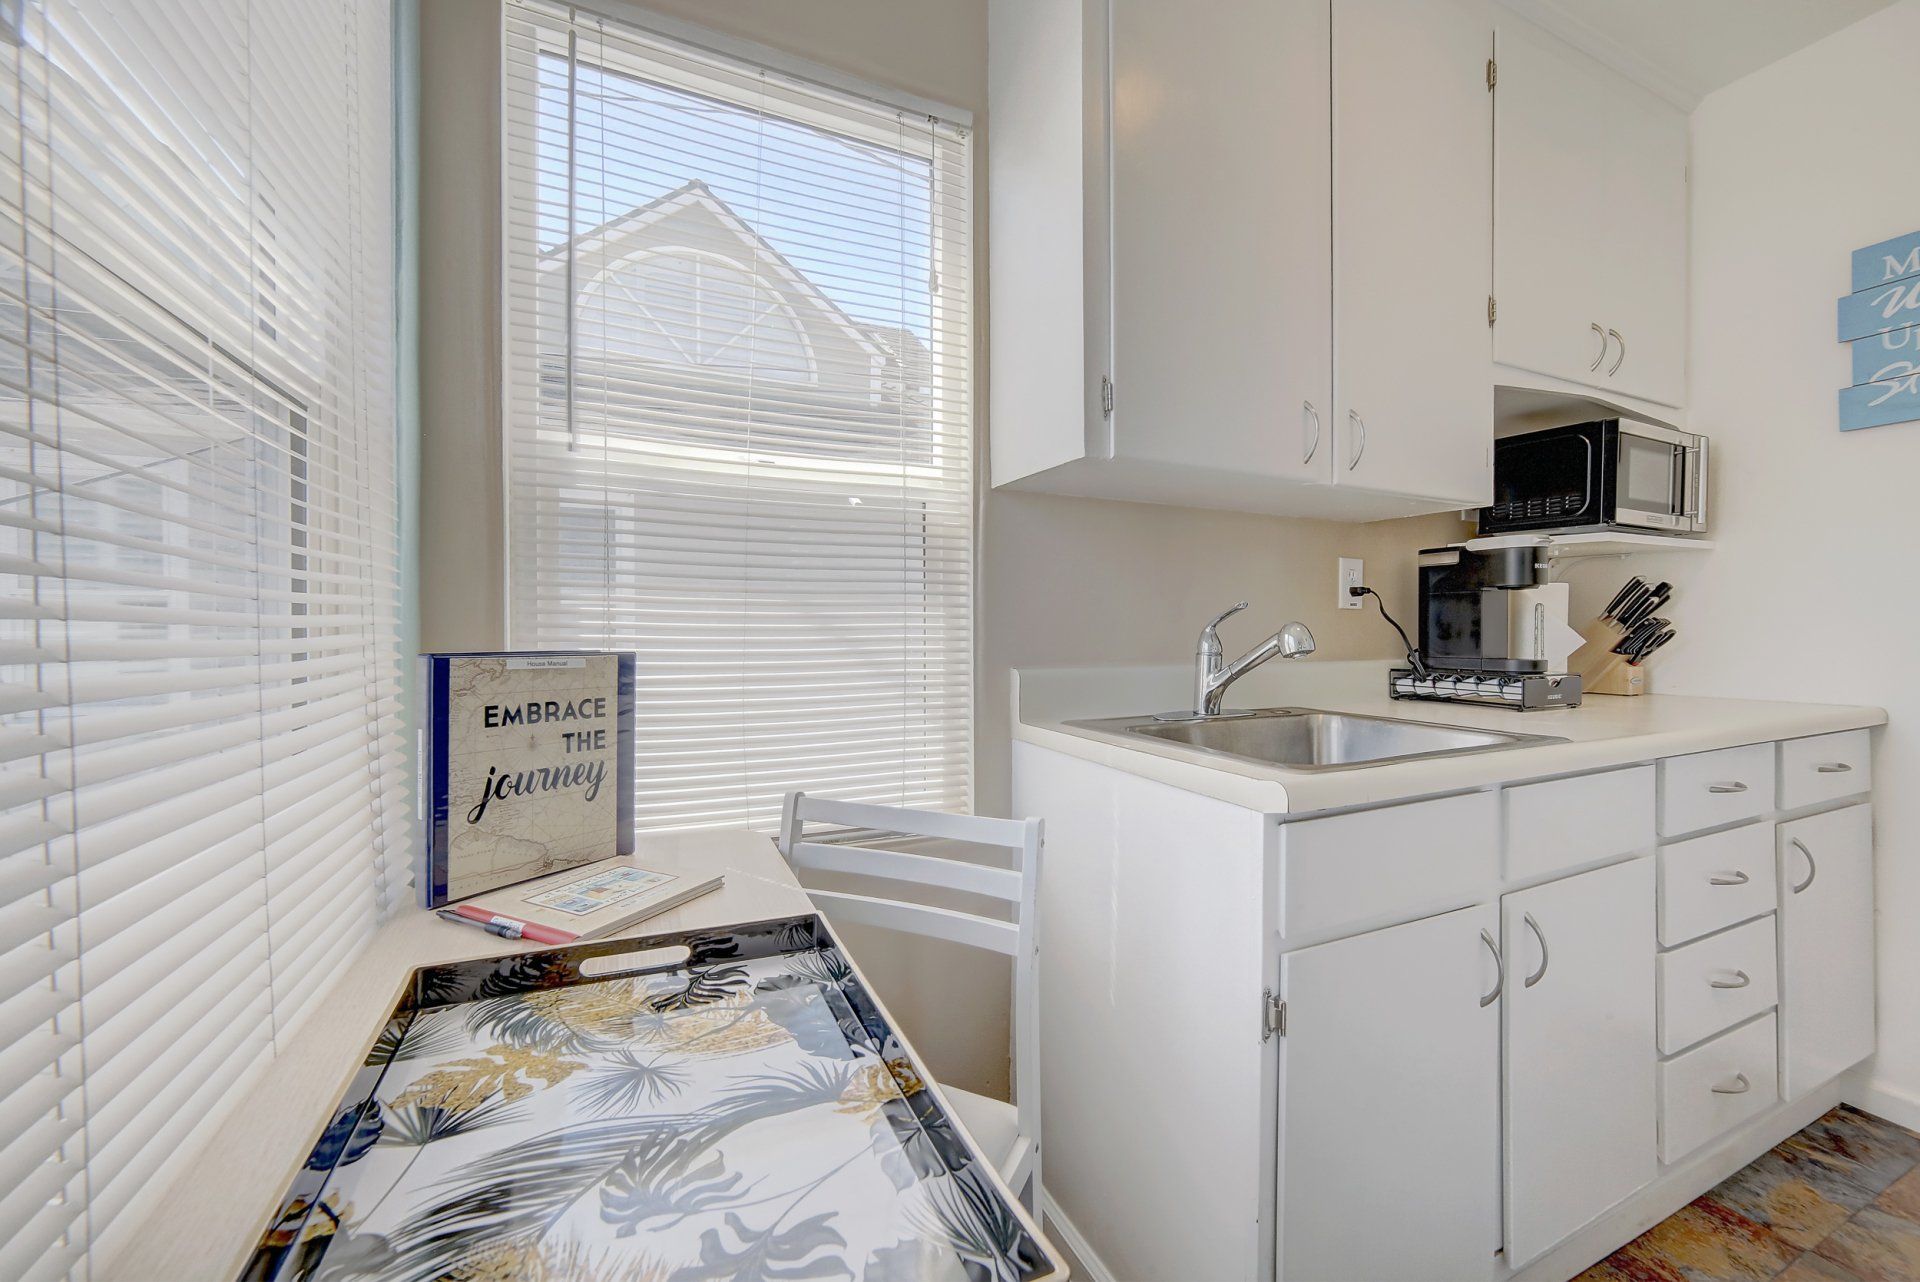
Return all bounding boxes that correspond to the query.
[1569,617,1651,697]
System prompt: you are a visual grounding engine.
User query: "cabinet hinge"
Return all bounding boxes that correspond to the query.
[1262,989,1286,1041]
[1486,57,1497,91]
[1487,295,1497,327]
[1100,375,1114,419]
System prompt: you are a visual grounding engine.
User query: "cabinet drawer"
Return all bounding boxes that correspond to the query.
[1658,823,1776,946]
[1659,1013,1778,1164]
[1505,765,1654,881]
[1659,744,1774,838]
[1278,791,1497,937]
[1778,730,1872,812]
[1657,916,1778,1055]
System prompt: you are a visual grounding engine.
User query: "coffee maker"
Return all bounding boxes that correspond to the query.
[1388,545,1583,709]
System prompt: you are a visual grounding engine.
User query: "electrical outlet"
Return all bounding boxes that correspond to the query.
[1338,557,1364,609]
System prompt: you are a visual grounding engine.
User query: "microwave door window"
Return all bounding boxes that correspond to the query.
[1617,435,1683,517]
[1489,432,1597,528]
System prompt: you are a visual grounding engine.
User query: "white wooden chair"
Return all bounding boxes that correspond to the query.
[777,791,1043,1203]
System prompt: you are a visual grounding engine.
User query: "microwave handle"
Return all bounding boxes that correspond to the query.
[1682,441,1708,528]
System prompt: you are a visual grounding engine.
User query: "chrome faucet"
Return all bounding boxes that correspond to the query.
[1180,602,1317,718]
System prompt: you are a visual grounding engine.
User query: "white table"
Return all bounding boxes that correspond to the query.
[106,829,815,1281]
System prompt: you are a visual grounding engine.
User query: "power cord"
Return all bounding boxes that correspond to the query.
[1350,586,1427,677]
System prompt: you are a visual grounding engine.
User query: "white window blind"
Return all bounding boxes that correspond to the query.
[0,1,404,1276]
[503,2,975,833]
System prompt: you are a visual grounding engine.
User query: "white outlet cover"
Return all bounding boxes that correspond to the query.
[1338,557,1364,609]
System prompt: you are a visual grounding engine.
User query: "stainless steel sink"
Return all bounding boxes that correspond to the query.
[1067,707,1565,772]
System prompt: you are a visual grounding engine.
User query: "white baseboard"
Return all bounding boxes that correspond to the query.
[1847,1076,1920,1133]
[1039,1186,1119,1282]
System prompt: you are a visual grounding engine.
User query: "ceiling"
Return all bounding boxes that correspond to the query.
[1506,0,1895,107]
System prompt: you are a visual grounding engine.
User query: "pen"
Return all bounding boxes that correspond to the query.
[438,904,577,945]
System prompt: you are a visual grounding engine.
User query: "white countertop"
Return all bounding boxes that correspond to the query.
[1014,660,1886,814]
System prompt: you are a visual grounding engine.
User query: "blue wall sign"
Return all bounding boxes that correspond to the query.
[1850,327,1920,386]
[1838,229,1920,431]
[1852,230,1920,292]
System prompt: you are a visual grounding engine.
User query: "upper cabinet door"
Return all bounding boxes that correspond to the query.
[986,0,1110,487]
[1491,16,1613,391]
[1493,13,1688,410]
[1502,858,1658,1268]
[1594,81,1688,407]
[1109,0,1332,485]
[1279,902,1501,1282]
[1331,0,1493,508]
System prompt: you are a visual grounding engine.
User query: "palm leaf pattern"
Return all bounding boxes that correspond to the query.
[670,1210,851,1281]
[643,961,750,1012]
[576,1050,692,1115]
[251,918,1053,1282]
[379,1094,527,1147]
[366,1015,469,1067]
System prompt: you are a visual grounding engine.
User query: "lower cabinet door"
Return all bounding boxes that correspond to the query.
[1503,858,1658,1267]
[1780,803,1875,1097]
[1278,903,1500,1282]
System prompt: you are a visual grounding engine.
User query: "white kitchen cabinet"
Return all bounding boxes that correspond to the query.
[985,0,1108,488]
[1014,704,1881,1282]
[1108,0,1332,493]
[1502,858,1657,1267]
[1779,803,1876,1098]
[1332,0,1494,506]
[1492,11,1688,410]
[988,0,1495,518]
[1278,903,1501,1282]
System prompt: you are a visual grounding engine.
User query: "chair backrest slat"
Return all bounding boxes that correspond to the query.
[784,794,1032,851]
[803,889,1020,956]
[786,839,1022,902]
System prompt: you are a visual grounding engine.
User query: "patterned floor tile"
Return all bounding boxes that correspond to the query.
[1814,1206,1920,1282]
[1571,1256,1680,1282]
[1873,1166,1920,1226]
[1601,1199,1799,1282]
[1776,1252,1868,1282]
[1779,1107,1920,1196]
[1699,1142,1879,1250]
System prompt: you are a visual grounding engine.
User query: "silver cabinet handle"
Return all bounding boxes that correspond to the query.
[1608,328,1625,376]
[1709,870,1750,887]
[1589,322,1607,371]
[1816,762,1853,774]
[1712,1072,1752,1096]
[1523,912,1549,988]
[1707,781,1748,794]
[1479,929,1503,1008]
[1709,969,1751,990]
[1790,837,1817,894]
[1347,410,1366,471]
[1302,401,1321,465]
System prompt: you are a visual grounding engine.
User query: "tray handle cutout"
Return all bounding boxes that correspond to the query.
[580,943,692,979]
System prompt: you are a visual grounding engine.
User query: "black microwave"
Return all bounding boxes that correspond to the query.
[1478,419,1708,537]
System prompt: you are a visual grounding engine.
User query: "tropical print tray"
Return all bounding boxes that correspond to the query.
[244,914,1059,1282]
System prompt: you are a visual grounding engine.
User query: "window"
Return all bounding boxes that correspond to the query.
[503,3,975,833]
[0,1,405,1275]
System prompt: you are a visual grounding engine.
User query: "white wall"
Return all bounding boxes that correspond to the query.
[1582,0,1920,1125]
